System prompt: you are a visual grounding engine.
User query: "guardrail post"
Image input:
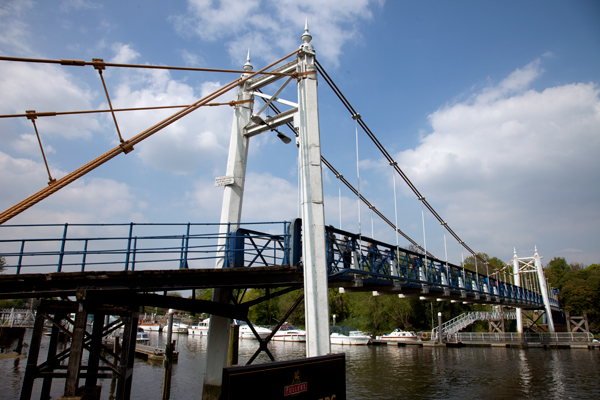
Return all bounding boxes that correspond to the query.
[124,222,133,271]
[180,223,191,269]
[17,240,25,274]
[282,221,290,266]
[132,237,138,271]
[57,223,68,272]
[81,239,89,272]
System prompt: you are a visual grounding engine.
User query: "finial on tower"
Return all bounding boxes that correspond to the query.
[243,49,253,72]
[301,18,312,44]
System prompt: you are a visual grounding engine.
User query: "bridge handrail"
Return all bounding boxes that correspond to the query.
[449,332,594,343]
[323,225,560,310]
[439,311,517,336]
[0,221,290,274]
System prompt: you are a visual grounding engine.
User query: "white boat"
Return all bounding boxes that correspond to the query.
[136,327,150,342]
[189,318,209,335]
[237,320,271,340]
[139,321,161,332]
[330,331,371,345]
[272,322,306,342]
[139,319,188,334]
[171,319,189,334]
[382,329,419,342]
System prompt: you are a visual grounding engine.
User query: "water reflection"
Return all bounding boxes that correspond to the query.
[1,331,599,399]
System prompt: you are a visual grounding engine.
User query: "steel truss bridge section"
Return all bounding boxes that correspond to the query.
[0,220,559,311]
[1,308,36,328]
[439,311,517,337]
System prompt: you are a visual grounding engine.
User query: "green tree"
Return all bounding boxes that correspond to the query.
[277,289,305,327]
[241,288,279,325]
[545,257,570,286]
[462,253,506,277]
[0,254,6,273]
[557,263,600,332]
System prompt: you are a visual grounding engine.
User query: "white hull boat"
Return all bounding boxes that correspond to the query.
[382,329,419,342]
[139,322,161,332]
[330,331,371,345]
[189,318,210,335]
[136,327,150,343]
[272,322,306,342]
[238,320,271,340]
[171,321,189,334]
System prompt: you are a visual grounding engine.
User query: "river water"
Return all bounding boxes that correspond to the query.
[2,331,599,399]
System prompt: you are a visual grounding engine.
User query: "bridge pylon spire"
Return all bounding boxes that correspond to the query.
[202,51,254,400]
[296,23,331,357]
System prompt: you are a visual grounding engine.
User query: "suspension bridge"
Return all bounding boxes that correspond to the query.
[0,23,567,400]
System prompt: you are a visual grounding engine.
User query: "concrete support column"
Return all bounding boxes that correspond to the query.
[513,250,523,335]
[297,23,331,357]
[202,57,253,400]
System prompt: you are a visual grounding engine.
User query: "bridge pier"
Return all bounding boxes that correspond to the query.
[20,296,138,400]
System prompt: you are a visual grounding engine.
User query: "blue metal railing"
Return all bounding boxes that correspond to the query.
[0,219,558,309]
[0,222,290,274]
[322,225,559,310]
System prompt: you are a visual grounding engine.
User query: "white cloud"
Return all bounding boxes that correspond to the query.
[0,62,100,139]
[0,0,34,56]
[0,151,139,224]
[171,0,383,67]
[186,172,298,221]
[181,49,204,66]
[392,61,600,262]
[106,64,233,175]
[10,134,56,157]
[110,43,140,64]
[60,0,102,13]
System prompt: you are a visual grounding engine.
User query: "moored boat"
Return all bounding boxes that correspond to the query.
[237,320,271,340]
[136,327,150,343]
[189,318,209,335]
[330,331,371,345]
[139,321,162,332]
[272,322,306,342]
[382,329,419,342]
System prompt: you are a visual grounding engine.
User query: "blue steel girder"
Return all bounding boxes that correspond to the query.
[322,225,560,310]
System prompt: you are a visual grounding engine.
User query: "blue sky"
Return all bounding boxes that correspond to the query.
[1,0,599,267]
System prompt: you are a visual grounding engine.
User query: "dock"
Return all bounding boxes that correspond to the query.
[103,338,179,361]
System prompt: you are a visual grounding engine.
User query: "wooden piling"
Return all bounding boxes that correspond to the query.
[227,324,240,367]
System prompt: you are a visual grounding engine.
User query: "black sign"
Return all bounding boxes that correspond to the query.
[222,353,346,399]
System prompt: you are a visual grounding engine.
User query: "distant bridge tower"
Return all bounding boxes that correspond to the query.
[512,248,556,333]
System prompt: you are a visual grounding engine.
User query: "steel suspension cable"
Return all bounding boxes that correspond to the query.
[259,95,434,259]
[0,101,253,119]
[0,50,300,225]
[354,114,363,253]
[316,60,485,264]
[0,56,294,76]
[320,157,435,259]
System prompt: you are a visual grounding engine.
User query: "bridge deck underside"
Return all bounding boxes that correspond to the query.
[0,266,303,300]
[328,274,552,311]
[0,266,551,311]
